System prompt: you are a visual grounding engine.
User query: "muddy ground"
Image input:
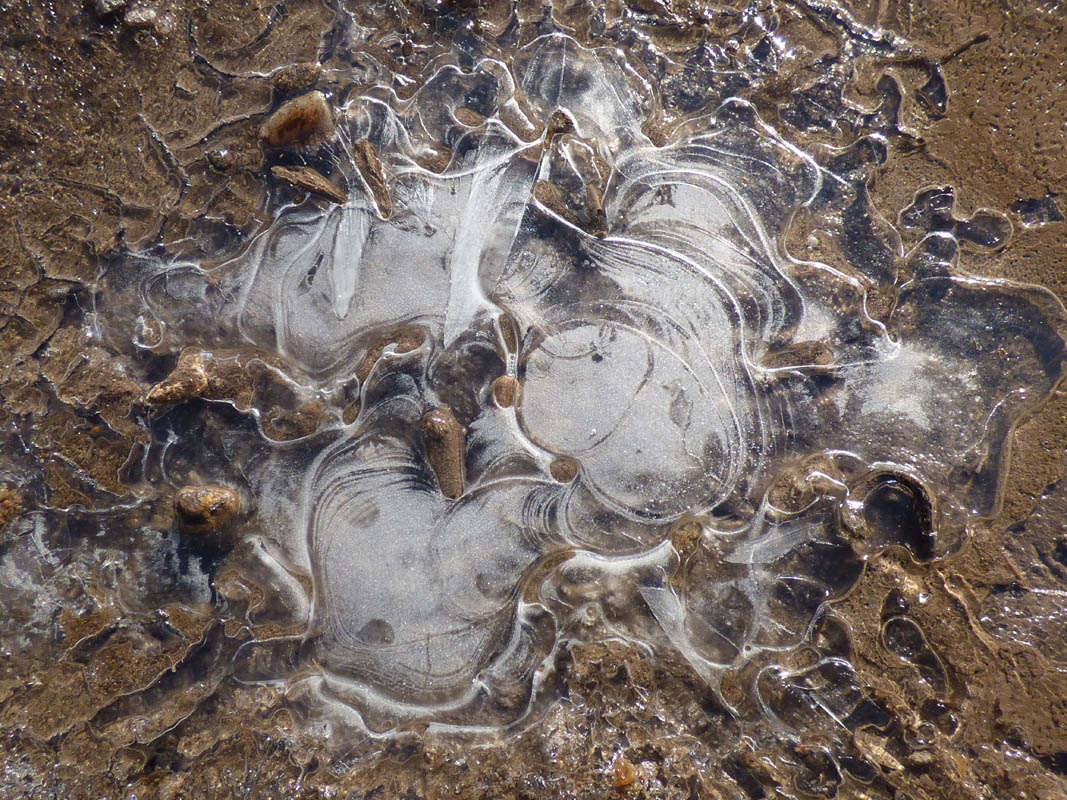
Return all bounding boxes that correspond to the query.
[0,0,1066,798]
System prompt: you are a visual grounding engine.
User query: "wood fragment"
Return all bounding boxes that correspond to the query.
[353,139,393,217]
[271,165,347,204]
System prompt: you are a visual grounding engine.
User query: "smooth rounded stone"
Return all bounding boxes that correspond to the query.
[549,457,579,483]
[174,485,241,535]
[420,406,466,500]
[490,375,519,408]
[259,91,334,148]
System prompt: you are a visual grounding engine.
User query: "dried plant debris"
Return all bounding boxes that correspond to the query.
[270,165,347,204]
[2,0,1067,798]
[351,139,393,218]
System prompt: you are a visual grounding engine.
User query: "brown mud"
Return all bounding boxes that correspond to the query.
[0,1,1066,798]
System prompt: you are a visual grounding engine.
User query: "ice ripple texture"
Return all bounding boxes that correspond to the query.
[151,34,1066,731]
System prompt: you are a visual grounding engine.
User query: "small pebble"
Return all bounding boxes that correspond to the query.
[271,62,321,99]
[545,109,575,144]
[94,0,127,16]
[612,756,637,789]
[497,314,519,354]
[259,91,334,148]
[355,327,425,383]
[532,180,606,237]
[123,4,156,27]
[342,393,362,425]
[550,457,579,483]
[491,375,519,408]
[761,340,834,369]
[175,484,240,535]
[533,180,568,219]
[585,183,608,238]
[904,749,937,769]
[453,107,487,127]
[421,406,466,499]
[0,487,24,529]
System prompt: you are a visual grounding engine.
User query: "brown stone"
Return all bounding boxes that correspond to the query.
[271,62,321,99]
[145,350,210,406]
[550,457,579,483]
[453,107,486,127]
[545,109,575,144]
[354,327,425,383]
[612,755,637,789]
[0,487,23,529]
[490,375,518,408]
[421,406,465,499]
[174,484,241,535]
[760,340,835,370]
[584,183,608,238]
[668,518,702,559]
[258,91,334,148]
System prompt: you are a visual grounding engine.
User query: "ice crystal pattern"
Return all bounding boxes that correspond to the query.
[142,34,1066,731]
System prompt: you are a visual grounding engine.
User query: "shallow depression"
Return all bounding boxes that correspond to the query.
[116,25,1067,736]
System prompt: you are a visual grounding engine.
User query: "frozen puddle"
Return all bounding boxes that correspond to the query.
[133,33,1066,733]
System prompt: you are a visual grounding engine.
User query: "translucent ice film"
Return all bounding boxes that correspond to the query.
[117,24,1065,736]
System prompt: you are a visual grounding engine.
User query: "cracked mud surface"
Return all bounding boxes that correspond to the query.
[1,1,1067,798]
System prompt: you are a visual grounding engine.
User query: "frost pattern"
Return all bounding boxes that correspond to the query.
[141,34,1065,731]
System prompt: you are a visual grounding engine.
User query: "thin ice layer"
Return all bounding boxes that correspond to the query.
[131,32,1067,730]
